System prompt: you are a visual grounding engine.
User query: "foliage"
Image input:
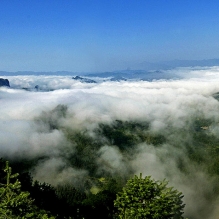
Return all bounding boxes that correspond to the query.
[66,131,101,175]
[34,104,68,131]
[114,174,185,219]
[98,120,165,150]
[55,184,86,218]
[81,177,123,219]
[0,161,55,219]
[5,112,219,218]
[31,181,59,216]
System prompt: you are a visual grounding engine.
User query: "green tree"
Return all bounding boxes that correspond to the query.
[0,161,55,219]
[114,174,185,219]
[81,177,123,219]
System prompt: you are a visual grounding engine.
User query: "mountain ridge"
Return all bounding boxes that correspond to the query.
[1,59,219,76]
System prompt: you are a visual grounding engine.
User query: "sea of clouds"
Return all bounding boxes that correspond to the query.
[1,66,219,218]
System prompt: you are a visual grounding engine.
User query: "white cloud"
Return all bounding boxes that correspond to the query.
[2,66,219,218]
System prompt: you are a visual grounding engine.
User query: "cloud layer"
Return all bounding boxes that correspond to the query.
[1,67,219,218]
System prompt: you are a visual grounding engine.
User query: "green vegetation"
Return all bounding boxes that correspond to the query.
[114,174,184,219]
[3,105,219,218]
[0,161,54,219]
[0,161,186,218]
[98,120,165,149]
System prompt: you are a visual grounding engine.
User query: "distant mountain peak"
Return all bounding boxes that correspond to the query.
[72,76,97,83]
[0,78,10,87]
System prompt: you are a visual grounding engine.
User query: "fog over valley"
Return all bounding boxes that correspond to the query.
[1,67,219,218]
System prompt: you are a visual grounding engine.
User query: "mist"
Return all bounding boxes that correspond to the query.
[1,67,219,218]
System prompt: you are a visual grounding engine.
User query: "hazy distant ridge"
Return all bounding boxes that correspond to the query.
[1,59,219,76]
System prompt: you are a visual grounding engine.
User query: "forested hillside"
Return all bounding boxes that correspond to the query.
[1,103,219,218]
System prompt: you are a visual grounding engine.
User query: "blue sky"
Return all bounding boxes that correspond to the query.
[0,0,219,72]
